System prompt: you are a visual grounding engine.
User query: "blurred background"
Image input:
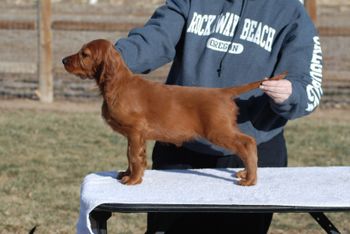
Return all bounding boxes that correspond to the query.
[0,0,349,233]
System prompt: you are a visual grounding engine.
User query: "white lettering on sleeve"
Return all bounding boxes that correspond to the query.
[306,36,323,112]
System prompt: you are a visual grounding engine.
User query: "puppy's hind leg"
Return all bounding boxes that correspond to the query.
[207,131,258,186]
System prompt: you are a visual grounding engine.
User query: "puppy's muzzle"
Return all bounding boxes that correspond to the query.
[62,57,70,65]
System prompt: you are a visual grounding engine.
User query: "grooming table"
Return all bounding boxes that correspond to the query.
[77,167,350,234]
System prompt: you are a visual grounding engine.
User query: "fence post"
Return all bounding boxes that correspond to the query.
[37,0,53,103]
[304,0,317,24]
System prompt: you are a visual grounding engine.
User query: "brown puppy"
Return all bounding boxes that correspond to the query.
[62,39,287,186]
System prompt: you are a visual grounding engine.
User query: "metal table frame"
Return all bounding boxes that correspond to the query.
[90,203,349,234]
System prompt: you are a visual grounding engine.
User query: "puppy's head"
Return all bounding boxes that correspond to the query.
[62,39,119,81]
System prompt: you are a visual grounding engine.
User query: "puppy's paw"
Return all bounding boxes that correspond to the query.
[120,175,142,185]
[238,175,257,186]
[117,171,130,180]
[236,170,247,180]
[238,179,256,186]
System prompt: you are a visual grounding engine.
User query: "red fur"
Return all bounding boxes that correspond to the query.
[63,39,287,186]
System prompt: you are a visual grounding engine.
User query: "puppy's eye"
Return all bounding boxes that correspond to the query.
[81,49,91,58]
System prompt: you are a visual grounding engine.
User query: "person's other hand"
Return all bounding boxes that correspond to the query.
[260,79,292,104]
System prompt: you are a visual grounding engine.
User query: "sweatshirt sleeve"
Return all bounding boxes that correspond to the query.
[114,0,189,74]
[270,5,323,120]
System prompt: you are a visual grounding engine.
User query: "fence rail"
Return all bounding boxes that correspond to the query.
[0,20,35,30]
[2,19,350,37]
[52,21,141,32]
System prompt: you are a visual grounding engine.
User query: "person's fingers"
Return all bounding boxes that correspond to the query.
[260,79,292,104]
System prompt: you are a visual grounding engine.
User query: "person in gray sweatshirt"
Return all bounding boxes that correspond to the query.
[115,0,323,233]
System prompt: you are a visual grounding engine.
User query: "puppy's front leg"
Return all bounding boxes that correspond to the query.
[119,133,147,185]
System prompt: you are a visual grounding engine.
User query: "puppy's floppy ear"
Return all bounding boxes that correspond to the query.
[96,44,119,84]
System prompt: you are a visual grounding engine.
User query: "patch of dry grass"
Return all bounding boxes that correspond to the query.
[0,102,349,233]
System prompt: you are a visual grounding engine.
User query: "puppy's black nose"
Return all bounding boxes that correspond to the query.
[62,57,69,65]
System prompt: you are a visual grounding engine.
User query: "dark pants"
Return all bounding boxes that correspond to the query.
[146,131,288,234]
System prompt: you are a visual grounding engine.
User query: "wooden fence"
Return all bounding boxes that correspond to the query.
[0,0,349,106]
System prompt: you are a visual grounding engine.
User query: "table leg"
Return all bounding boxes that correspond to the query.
[90,210,112,234]
[309,212,340,234]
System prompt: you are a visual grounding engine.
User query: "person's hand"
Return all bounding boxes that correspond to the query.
[260,79,292,104]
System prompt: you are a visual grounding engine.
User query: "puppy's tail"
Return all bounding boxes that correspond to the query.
[224,71,288,96]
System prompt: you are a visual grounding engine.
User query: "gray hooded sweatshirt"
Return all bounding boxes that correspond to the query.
[115,0,323,155]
